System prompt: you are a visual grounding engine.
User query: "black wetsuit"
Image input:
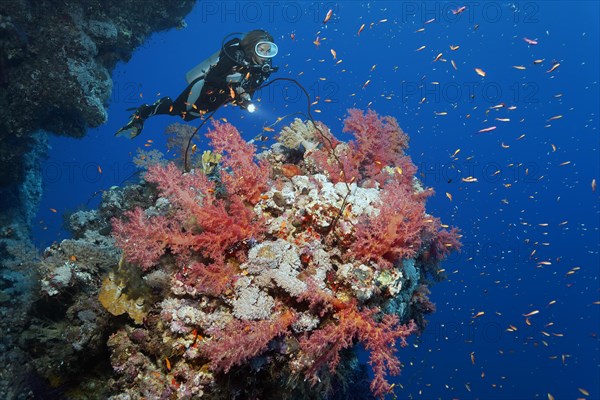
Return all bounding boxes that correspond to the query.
[139,38,273,121]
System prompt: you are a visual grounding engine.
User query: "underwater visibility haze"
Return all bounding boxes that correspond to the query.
[0,1,598,399]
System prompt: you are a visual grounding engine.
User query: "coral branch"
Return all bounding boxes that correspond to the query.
[299,306,416,398]
[205,121,271,204]
[202,311,296,373]
[350,179,426,269]
[112,208,172,271]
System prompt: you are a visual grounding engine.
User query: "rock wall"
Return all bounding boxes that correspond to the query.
[0,0,195,227]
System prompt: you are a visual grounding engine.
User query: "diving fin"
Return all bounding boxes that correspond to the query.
[115,110,144,139]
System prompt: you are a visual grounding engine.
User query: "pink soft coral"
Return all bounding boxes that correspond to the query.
[310,109,414,186]
[349,178,426,269]
[112,162,264,272]
[202,311,296,373]
[299,306,416,399]
[112,207,173,271]
[205,121,271,205]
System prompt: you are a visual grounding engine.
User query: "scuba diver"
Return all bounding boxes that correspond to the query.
[115,29,279,138]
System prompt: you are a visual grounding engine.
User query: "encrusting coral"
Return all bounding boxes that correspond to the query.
[106,108,461,399]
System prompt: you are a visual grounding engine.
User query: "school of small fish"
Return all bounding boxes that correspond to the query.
[298,5,596,400]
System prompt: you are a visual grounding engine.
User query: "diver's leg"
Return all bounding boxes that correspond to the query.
[172,78,206,121]
[115,97,177,138]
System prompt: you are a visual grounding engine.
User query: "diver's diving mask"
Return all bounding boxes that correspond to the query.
[255,41,278,58]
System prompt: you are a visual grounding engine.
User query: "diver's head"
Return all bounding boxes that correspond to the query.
[240,29,278,65]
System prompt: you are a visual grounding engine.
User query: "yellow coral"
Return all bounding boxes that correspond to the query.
[98,260,149,324]
[200,150,222,175]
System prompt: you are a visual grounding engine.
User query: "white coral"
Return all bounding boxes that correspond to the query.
[231,276,275,321]
[242,239,307,297]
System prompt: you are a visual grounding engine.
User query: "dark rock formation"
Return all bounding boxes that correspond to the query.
[0,0,195,224]
[0,1,195,398]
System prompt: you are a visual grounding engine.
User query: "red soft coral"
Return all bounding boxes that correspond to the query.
[175,261,239,297]
[202,311,296,373]
[349,179,426,269]
[344,108,409,163]
[309,109,414,186]
[112,207,173,271]
[299,306,416,398]
[113,163,264,274]
[344,108,413,185]
[205,121,271,205]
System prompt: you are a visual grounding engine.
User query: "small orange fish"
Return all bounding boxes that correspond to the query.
[523,310,539,317]
[330,49,337,59]
[473,311,485,318]
[357,23,365,35]
[313,36,321,47]
[592,178,596,192]
[452,6,466,15]
[165,357,171,371]
[478,126,497,133]
[578,388,590,396]
[433,53,443,62]
[323,9,333,24]
[49,208,57,213]
[362,79,371,89]
[474,68,486,77]
[547,63,560,73]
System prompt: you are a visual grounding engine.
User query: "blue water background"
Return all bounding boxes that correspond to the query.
[33,2,599,399]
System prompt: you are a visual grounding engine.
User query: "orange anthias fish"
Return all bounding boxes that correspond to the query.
[323,9,333,24]
[357,23,365,35]
[452,6,466,15]
[523,37,538,45]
